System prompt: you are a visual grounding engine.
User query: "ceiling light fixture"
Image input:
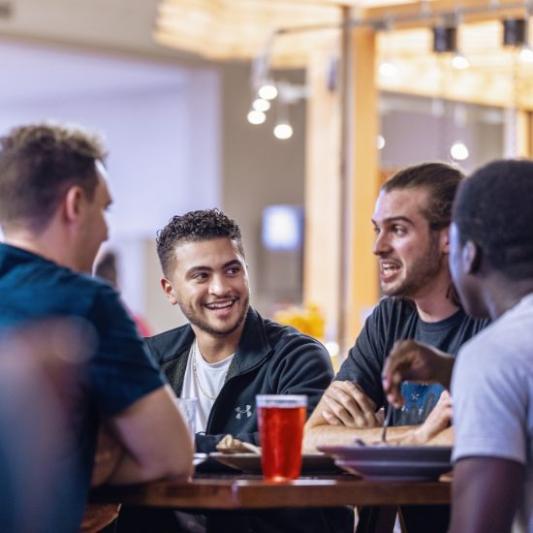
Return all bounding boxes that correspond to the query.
[273,96,293,140]
[247,110,266,125]
[379,60,399,78]
[253,98,271,112]
[433,25,457,53]
[519,46,533,62]
[258,83,278,100]
[273,122,293,140]
[450,141,469,161]
[502,17,528,46]
[502,17,533,63]
[451,52,470,70]
[378,18,400,79]
[432,23,470,70]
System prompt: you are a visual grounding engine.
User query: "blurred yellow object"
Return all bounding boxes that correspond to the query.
[274,303,325,341]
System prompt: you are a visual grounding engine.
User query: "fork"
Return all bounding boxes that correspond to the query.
[381,404,393,443]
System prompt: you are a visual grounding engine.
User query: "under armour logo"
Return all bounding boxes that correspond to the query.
[235,404,252,420]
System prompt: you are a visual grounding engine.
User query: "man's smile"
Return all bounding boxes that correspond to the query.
[379,259,402,281]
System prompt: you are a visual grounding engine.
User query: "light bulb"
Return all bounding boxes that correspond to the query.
[258,84,278,100]
[377,135,386,150]
[247,110,266,125]
[451,53,470,70]
[273,122,293,140]
[519,46,533,62]
[450,141,469,161]
[252,98,271,112]
[379,61,398,78]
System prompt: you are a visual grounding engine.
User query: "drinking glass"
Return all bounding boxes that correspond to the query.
[256,394,307,482]
[176,398,197,439]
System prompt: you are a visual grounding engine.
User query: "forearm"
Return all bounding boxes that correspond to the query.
[105,449,192,485]
[304,422,454,451]
[426,425,454,445]
[105,386,194,485]
[304,421,420,452]
[91,426,124,487]
[450,458,523,533]
[304,404,415,452]
[386,425,454,446]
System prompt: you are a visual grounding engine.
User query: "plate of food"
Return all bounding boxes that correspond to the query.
[208,452,341,475]
[318,444,452,481]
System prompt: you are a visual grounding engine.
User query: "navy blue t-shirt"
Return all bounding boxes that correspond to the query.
[336,297,489,425]
[0,243,165,531]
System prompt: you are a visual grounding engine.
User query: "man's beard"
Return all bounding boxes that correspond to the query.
[383,236,444,299]
[180,295,250,338]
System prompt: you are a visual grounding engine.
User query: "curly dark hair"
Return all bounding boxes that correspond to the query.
[453,159,533,280]
[156,208,244,275]
[0,122,107,230]
[382,162,465,230]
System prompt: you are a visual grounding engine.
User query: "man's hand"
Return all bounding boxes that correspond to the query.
[91,425,123,487]
[412,390,453,444]
[384,390,453,446]
[319,381,381,428]
[382,340,455,408]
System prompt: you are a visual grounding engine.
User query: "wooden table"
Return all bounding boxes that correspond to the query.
[92,474,451,510]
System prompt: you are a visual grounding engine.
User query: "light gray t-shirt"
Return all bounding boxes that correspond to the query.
[452,293,533,533]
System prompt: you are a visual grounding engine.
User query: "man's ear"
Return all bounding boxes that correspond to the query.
[463,240,482,275]
[63,186,84,223]
[440,227,450,253]
[161,277,178,305]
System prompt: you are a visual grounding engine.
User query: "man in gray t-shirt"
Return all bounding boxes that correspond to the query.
[452,294,533,533]
[446,160,533,533]
[384,160,533,532]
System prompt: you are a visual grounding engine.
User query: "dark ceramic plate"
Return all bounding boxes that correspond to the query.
[318,444,452,481]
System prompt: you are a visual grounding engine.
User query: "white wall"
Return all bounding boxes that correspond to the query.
[0,42,221,331]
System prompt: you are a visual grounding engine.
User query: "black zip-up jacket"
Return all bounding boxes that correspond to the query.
[146,308,334,453]
[120,310,354,532]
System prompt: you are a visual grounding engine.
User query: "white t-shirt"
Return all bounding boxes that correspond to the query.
[452,293,533,533]
[181,341,234,433]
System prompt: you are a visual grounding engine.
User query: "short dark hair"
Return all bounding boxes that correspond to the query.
[0,123,106,230]
[94,250,118,288]
[156,208,243,275]
[382,162,465,231]
[453,159,533,279]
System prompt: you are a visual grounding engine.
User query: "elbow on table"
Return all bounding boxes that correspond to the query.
[135,439,194,482]
[159,440,195,481]
[142,458,193,483]
[171,446,195,480]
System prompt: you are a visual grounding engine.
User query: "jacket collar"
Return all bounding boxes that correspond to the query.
[169,308,273,378]
[227,307,272,379]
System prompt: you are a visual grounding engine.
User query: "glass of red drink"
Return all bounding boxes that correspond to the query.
[256,394,307,482]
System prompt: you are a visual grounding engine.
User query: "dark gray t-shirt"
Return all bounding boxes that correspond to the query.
[336,297,489,425]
